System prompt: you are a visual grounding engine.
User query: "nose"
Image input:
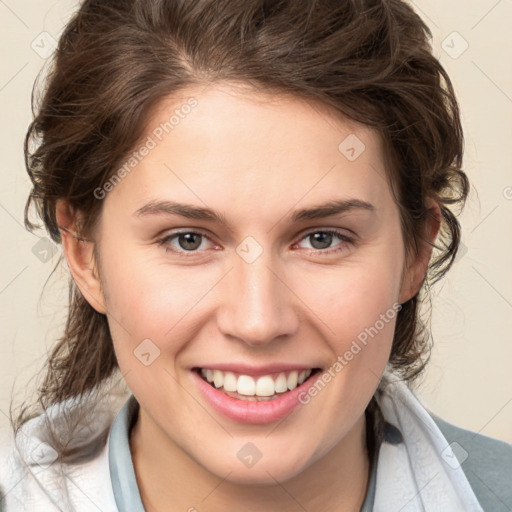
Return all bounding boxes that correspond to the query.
[216,250,299,348]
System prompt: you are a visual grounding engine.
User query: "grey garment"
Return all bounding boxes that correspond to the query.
[108,396,512,512]
[109,395,145,512]
[431,413,512,512]
[360,443,378,511]
[107,395,380,512]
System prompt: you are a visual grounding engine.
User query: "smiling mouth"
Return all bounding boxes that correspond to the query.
[194,367,322,401]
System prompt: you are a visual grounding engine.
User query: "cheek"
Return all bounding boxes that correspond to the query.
[101,223,403,369]
[290,248,404,393]
[101,240,206,326]
[98,242,216,371]
[298,254,402,341]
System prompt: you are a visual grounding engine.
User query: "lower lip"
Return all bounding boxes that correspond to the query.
[192,370,320,424]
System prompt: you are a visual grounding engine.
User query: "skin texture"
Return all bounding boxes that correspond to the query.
[56,82,440,512]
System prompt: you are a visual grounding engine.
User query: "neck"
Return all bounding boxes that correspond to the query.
[130,409,371,512]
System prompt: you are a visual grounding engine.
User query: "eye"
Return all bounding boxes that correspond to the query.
[157,228,355,257]
[295,229,354,255]
[157,230,217,256]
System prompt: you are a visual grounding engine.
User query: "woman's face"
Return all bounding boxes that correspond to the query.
[79,83,421,483]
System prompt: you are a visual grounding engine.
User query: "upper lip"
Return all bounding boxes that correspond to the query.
[194,363,321,378]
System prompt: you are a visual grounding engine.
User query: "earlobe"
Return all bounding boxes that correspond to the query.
[398,199,442,304]
[55,199,107,314]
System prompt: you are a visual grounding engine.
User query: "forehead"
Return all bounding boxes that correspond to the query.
[105,82,393,222]
[143,82,381,158]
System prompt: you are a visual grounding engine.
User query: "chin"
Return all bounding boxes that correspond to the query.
[225,465,303,486]
[199,450,311,485]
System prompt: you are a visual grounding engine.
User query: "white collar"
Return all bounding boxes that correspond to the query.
[373,370,483,511]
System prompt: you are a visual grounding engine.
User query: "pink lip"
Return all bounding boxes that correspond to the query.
[192,369,321,424]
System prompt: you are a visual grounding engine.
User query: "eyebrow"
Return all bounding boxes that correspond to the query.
[134,198,376,226]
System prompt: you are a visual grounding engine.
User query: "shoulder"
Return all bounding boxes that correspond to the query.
[0,392,126,512]
[0,426,38,511]
[430,412,512,512]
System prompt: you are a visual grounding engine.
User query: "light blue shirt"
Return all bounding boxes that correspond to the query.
[108,395,378,511]
[108,396,145,512]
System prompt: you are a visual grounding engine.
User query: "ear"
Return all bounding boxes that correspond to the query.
[56,199,107,314]
[398,199,442,304]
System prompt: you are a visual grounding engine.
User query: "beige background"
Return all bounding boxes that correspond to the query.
[1,1,511,443]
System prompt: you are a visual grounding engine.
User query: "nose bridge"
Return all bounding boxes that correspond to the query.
[217,244,297,346]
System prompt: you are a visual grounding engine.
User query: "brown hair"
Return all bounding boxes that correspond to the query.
[19,0,468,431]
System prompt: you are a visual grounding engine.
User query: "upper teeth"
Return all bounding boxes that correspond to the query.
[200,369,313,397]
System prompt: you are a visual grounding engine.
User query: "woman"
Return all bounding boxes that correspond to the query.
[1,1,510,511]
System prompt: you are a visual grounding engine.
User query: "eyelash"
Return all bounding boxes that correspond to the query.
[156,228,355,257]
